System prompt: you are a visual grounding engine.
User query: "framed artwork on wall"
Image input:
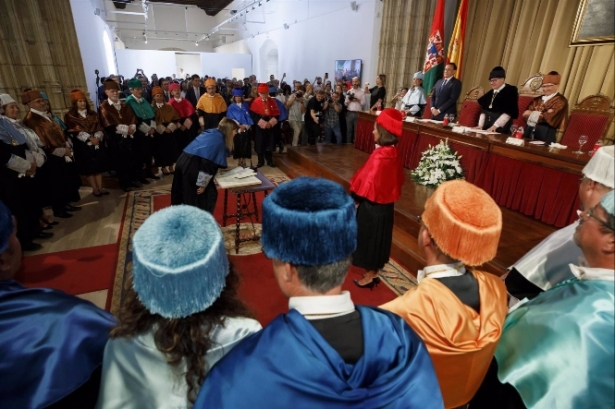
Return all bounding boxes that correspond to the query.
[334,59,362,84]
[570,0,614,46]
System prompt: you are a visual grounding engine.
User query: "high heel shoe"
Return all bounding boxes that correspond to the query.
[353,276,381,290]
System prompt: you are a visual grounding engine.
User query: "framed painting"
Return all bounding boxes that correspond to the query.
[570,0,615,46]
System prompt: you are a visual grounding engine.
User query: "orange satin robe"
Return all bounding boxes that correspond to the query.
[196,93,228,114]
[381,270,507,408]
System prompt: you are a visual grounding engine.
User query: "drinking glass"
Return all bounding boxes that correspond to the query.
[573,135,588,154]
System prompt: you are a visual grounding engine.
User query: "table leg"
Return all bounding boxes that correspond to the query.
[235,192,241,254]
[223,189,229,227]
[252,192,259,222]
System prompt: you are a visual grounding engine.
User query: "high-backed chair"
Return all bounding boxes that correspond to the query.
[560,93,613,150]
[422,88,433,119]
[457,86,484,127]
[513,73,544,129]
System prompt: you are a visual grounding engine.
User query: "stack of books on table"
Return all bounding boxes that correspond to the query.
[214,167,262,189]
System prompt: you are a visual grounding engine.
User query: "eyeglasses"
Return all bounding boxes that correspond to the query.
[577,207,614,232]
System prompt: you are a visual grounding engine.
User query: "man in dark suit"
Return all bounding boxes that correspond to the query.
[430,63,462,121]
[185,74,205,108]
[159,78,171,102]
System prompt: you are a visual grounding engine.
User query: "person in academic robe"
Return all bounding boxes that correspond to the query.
[64,89,109,197]
[0,99,43,251]
[505,145,614,304]
[196,78,227,131]
[250,83,280,168]
[470,190,615,409]
[521,71,569,143]
[350,109,405,288]
[381,180,508,409]
[476,66,519,134]
[226,88,254,168]
[0,201,116,409]
[151,86,180,175]
[430,63,462,121]
[98,79,140,192]
[168,82,198,152]
[22,89,82,219]
[171,117,238,213]
[96,205,260,409]
[270,86,288,156]
[401,71,427,116]
[125,78,160,183]
[194,177,444,409]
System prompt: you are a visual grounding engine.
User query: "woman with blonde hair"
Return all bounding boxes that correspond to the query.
[171,117,239,213]
[96,205,261,408]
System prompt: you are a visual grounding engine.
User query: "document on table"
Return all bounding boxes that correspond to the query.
[215,167,262,189]
[472,129,500,135]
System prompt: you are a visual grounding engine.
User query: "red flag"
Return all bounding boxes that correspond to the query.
[422,0,446,94]
[447,0,469,78]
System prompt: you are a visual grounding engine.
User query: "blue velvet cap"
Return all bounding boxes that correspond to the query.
[232,88,243,97]
[261,177,357,265]
[0,201,13,253]
[131,205,229,319]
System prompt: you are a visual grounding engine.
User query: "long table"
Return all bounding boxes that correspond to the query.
[355,112,589,228]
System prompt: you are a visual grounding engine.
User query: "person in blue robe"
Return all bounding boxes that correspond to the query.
[194,177,444,409]
[0,200,116,409]
[171,117,239,213]
[470,190,615,409]
[226,88,254,167]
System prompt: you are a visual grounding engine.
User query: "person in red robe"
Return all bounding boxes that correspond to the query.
[249,84,280,168]
[168,82,198,151]
[349,108,405,288]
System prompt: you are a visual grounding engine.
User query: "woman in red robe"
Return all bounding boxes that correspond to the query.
[350,109,405,288]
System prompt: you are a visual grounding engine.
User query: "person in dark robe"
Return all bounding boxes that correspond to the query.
[226,88,254,168]
[97,79,140,192]
[171,118,239,213]
[0,200,116,409]
[0,100,42,251]
[22,89,81,219]
[521,71,569,143]
[64,89,109,197]
[125,78,160,183]
[194,177,444,409]
[168,82,198,152]
[196,78,228,131]
[350,109,405,288]
[151,86,180,175]
[250,83,280,168]
[476,66,519,134]
[270,86,288,154]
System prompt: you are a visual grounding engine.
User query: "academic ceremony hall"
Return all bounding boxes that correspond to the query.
[1,0,614,408]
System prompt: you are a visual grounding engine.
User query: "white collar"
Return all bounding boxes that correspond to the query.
[494,83,506,93]
[569,264,614,281]
[542,91,559,102]
[174,97,182,102]
[156,102,164,108]
[30,108,51,121]
[288,291,355,320]
[78,109,87,118]
[417,262,466,283]
[236,102,242,107]
[108,98,120,106]
[134,97,143,103]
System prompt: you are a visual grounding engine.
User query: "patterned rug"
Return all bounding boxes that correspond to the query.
[110,177,418,316]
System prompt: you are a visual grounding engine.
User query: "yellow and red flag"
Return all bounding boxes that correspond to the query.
[447,0,469,78]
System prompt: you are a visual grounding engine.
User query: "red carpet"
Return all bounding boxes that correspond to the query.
[17,244,118,296]
[154,192,396,326]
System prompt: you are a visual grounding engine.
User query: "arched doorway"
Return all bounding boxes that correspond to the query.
[259,39,278,81]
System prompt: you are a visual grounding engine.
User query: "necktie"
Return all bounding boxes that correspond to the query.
[441,79,448,91]
[195,87,200,99]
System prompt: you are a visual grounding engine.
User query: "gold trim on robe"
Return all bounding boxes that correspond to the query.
[381,270,507,408]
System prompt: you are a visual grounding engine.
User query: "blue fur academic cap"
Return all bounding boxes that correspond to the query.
[261,177,357,265]
[601,190,614,218]
[0,201,13,253]
[131,205,228,319]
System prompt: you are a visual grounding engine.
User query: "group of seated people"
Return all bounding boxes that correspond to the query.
[1,122,612,408]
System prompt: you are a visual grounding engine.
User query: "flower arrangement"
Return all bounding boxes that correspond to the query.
[411,139,464,187]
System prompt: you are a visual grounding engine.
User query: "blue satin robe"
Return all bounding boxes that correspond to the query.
[195,306,444,408]
[0,280,116,409]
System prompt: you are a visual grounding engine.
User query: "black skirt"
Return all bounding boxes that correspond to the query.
[233,130,252,159]
[71,137,108,176]
[352,200,394,271]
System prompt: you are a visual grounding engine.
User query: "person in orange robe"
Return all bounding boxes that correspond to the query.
[380,179,507,409]
[196,78,227,131]
[350,108,405,288]
[521,71,568,144]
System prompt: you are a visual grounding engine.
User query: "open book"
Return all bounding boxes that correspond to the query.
[214,167,262,189]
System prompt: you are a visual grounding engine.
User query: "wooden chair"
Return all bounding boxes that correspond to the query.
[560,93,614,151]
[513,73,544,129]
[457,86,484,127]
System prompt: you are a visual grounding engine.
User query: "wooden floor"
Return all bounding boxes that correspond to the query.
[275,144,558,276]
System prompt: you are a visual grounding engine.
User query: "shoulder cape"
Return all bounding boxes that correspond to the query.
[226,103,254,126]
[349,145,405,204]
[196,94,228,114]
[125,95,155,120]
[0,116,27,145]
[249,96,280,117]
[184,128,228,167]
[98,100,137,128]
[64,109,103,135]
[23,112,66,148]
[169,98,195,119]
[194,306,444,409]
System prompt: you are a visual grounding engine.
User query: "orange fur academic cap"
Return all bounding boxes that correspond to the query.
[151,86,163,97]
[422,180,502,266]
[542,71,560,85]
[205,78,216,87]
[69,89,86,103]
[21,89,42,105]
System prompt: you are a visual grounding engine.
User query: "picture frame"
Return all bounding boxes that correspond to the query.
[570,0,614,46]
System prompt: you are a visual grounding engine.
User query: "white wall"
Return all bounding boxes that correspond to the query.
[175,53,202,80]
[70,0,118,103]
[214,0,383,84]
[201,53,252,79]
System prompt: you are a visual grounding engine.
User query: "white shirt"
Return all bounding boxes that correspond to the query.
[345,87,366,112]
[401,86,427,107]
[569,264,614,282]
[417,262,466,283]
[30,108,51,121]
[289,291,355,320]
[542,91,559,103]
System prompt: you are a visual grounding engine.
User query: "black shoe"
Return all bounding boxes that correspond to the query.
[146,173,160,180]
[55,211,73,218]
[22,242,43,252]
[267,163,277,168]
[138,178,150,185]
[37,231,54,239]
[353,277,380,290]
[93,191,103,197]
[131,181,143,188]
[101,190,111,195]
[256,162,265,168]
[65,204,82,212]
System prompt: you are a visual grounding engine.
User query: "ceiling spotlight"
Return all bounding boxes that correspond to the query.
[195,41,199,46]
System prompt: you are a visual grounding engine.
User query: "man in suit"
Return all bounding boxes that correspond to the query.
[185,74,205,108]
[430,63,462,121]
[159,78,171,102]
